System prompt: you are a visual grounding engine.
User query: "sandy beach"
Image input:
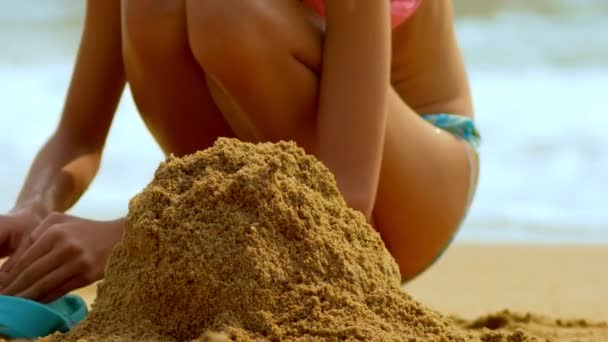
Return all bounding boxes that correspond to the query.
[406,244,608,340]
[69,244,608,340]
[405,244,608,319]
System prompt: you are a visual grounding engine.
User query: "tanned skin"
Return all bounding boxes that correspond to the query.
[0,0,476,302]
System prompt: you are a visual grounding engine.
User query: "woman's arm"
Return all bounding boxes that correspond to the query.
[14,0,125,215]
[0,0,126,298]
[316,1,391,220]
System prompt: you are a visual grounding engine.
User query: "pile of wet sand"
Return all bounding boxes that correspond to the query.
[41,139,538,341]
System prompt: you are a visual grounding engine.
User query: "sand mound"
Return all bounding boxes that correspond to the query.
[42,138,529,341]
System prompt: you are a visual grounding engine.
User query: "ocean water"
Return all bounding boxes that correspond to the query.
[0,1,606,243]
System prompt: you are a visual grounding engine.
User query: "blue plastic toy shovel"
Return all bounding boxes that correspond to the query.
[0,294,87,339]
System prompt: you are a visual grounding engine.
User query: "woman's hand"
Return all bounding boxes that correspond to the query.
[0,205,47,259]
[0,214,124,302]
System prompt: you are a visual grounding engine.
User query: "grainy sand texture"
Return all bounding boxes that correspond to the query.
[21,140,608,341]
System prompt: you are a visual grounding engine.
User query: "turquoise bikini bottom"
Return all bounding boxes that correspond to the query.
[422,113,481,153]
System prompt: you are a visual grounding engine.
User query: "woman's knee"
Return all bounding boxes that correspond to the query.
[123,0,187,61]
[185,0,273,81]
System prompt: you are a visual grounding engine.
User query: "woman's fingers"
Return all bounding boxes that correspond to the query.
[12,256,86,302]
[0,220,10,258]
[0,237,63,297]
[0,213,60,274]
[0,237,31,275]
[0,271,8,290]
[39,276,88,303]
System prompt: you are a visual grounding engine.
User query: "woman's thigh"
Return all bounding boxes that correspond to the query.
[374,88,473,280]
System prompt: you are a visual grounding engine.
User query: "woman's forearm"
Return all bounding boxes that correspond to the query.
[14,0,125,215]
[56,0,126,147]
[14,135,103,215]
[317,1,391,218]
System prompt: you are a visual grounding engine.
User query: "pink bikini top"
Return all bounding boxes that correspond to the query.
[303,0,423,29]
